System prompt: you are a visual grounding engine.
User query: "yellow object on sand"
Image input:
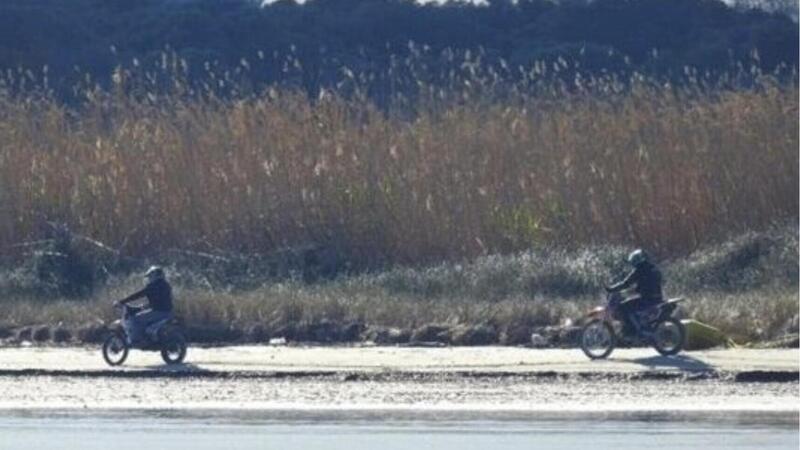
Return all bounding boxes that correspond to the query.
[682,319,736,350]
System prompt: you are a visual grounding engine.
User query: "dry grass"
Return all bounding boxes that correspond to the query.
[0,70,796,266]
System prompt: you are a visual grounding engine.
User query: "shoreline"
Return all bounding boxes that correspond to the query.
[0,405,797,419]
[0,368,797,383]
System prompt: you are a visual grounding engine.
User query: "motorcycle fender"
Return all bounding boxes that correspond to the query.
[586,307,606,320]
[109,319,123,330]
[658,303,677,320]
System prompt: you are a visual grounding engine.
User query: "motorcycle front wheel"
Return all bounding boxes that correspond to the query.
[102,332,129,366]
[652,317,686,356]
[580,319,616,360]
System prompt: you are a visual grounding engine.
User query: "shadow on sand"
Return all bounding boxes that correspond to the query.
[629,354,715,372]
[143,362,210,373]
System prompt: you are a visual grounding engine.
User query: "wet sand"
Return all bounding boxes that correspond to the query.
[0,370,797,412]
[0,346,797,412]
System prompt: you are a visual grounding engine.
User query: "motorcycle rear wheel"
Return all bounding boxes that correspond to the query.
[581,319,616,360]
[102,332,129,366]
[652,317,685,356]
[160,331,187,365]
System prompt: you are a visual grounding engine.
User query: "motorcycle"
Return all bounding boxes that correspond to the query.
[580,292,686,360]
[102,303,188,366]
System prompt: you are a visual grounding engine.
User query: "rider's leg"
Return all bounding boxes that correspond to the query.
[619,296,642,335]
[122,316,137,345]
[131,310,158,344]
[120,306,146,344]
[635,297,663,329]
[136,310,173,342]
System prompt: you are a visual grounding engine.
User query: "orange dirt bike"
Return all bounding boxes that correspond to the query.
[580,292,686,359]
[102,303,187,366]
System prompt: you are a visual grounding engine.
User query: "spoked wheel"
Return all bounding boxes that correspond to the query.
[581,319,616,360]
[102,332,129,366]
[160,330,187,365]
[652,318,686,356]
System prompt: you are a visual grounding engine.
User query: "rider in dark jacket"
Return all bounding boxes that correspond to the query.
[606,249,663,335]
[116,266,174,344]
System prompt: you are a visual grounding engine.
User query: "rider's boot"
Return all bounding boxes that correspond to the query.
[621,315,637,338]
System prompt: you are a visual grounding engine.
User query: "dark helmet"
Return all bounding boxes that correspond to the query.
[144,265,165,283]
[627,249,649,267]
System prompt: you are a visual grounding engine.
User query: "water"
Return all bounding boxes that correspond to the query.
[0,410,797,450]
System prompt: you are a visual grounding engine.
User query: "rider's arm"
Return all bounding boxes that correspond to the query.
[607,267,640,292]
[118,286,149,304]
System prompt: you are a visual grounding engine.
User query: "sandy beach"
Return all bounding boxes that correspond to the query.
[0,346,796,412]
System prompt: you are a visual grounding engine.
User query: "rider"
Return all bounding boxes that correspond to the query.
[605,249,664,335]
[116,266,174,345]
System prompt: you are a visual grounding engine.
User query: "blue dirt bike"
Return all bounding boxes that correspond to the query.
[101,303,187,366]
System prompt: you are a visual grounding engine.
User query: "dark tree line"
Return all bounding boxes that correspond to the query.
[0,0,797,101]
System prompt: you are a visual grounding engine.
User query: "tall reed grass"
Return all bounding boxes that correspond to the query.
[0,58,796,269]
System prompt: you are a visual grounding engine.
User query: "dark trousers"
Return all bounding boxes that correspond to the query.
[124,309,172,344]
[619,296,660,334]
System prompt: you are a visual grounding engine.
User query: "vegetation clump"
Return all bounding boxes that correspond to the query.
[0,225,795,346]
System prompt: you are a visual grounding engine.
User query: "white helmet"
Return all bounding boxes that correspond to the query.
[627,249,648,267]
[144,265,165,283]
